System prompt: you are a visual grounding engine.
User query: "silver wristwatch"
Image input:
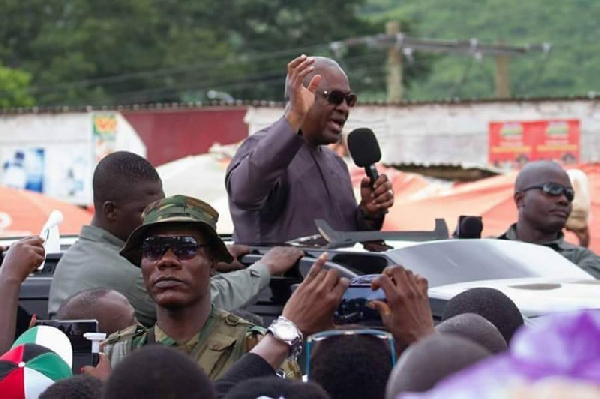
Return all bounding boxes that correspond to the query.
[267,316,303,360]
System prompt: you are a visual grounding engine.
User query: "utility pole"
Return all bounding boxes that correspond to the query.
[494,41,511,98]
[386,21,403,102]
[330,34,550,100]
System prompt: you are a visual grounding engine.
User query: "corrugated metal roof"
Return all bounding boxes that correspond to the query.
[385,162,503,182]
[0,94,598,115]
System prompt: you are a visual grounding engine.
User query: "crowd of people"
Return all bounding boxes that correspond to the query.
[1,54,600,398]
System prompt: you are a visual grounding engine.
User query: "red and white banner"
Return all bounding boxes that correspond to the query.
[489,119,580,168]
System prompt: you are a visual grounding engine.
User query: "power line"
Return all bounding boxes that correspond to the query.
[7,43,333,96]
[92,52,389,105]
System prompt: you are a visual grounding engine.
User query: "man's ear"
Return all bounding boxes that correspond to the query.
[209,259,218,276]
[103,201,118,222]
[514,192,524,209]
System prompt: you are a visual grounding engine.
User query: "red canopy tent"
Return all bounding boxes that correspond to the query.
[0,187,92,237]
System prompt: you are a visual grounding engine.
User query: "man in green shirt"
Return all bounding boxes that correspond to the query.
[49,151,302,326]
[498,161,600,278]
[103,194,300,379]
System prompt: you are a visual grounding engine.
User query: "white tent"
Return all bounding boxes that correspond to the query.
[157,153,234,234]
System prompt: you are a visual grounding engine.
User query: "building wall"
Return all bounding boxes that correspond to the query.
[123,107,248,166]
[245,100,600,165]
[0,112,145,205]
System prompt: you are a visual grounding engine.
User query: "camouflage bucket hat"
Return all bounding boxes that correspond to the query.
[120,195,233,266]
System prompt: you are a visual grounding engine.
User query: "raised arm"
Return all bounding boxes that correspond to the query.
[226,118,304,209]
[0,237,45,354]
[226,55,322,210]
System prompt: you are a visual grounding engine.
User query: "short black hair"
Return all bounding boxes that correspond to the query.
[102,345,214,399]
[386,334,490,397]
[436,313,508,354]
[93,151,160,207]
[56,288,112,320]
[224,377,328,399]
[442,287,524,343]
[309,333,393,399]
[40,375,103,399]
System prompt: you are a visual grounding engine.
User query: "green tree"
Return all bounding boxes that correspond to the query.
[0,65,34,108]
[360,0,600,100]
[0,0,432,106]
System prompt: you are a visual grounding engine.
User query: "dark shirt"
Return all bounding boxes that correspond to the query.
[214,353,275,398]
[498,223,600,278]
[226,117,382,245]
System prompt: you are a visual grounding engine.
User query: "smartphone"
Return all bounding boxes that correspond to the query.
[334,275,386,327]
[35,319,99,374]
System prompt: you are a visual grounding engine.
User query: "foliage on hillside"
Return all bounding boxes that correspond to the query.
[362,0,600,100]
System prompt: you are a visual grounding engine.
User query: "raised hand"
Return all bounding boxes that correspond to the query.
[369,265,435,351]
[0,237,45,284]
[82,353,112,381]
[282,253,349,336]
[285,55,322,131]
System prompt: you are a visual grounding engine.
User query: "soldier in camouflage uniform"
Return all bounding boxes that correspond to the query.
[103,195,300,379]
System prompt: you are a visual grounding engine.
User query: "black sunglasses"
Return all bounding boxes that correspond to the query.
[321,90,357,107]
[142,236,208,260]
[521,182,575,202]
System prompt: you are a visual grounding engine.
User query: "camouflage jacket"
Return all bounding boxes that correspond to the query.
[103,307,301,380]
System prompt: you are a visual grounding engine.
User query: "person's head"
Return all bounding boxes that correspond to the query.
[224,377,328,399]
[102,345,214,399]
[92,151,164,241]
[287,57,355,147]
[40,375,103,399]
[386,334,490,397]
[436,313,508,354]
[56,288,137,335]
[120,195,233,310]
[442,288,524,343]
[514,161,573,235]
[309,331,394,399]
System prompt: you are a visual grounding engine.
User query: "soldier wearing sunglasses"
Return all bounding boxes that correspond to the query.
[227,55,394,245]
[498,161,600,278]
[103,195,301,380]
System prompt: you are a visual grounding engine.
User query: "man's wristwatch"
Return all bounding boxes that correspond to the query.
[267,316,303,360]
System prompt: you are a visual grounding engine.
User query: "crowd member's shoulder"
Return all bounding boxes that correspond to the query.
[567,245,600,278]
[104,324,148,348]
[214,308,263,332]
[103,323,149,367]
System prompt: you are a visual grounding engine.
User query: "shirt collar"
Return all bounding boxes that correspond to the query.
[79,225,125,248]
[152,306,216,352]
[503,223,571,250]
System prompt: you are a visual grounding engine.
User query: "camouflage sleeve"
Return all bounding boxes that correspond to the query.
[102,324,144,368]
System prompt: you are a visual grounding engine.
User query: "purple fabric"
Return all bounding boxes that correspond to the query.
[398,310,600,398]
[226,117,380,245]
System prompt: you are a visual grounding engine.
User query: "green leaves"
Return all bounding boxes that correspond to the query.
[364,0,600,100]
[0,64,34,108]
